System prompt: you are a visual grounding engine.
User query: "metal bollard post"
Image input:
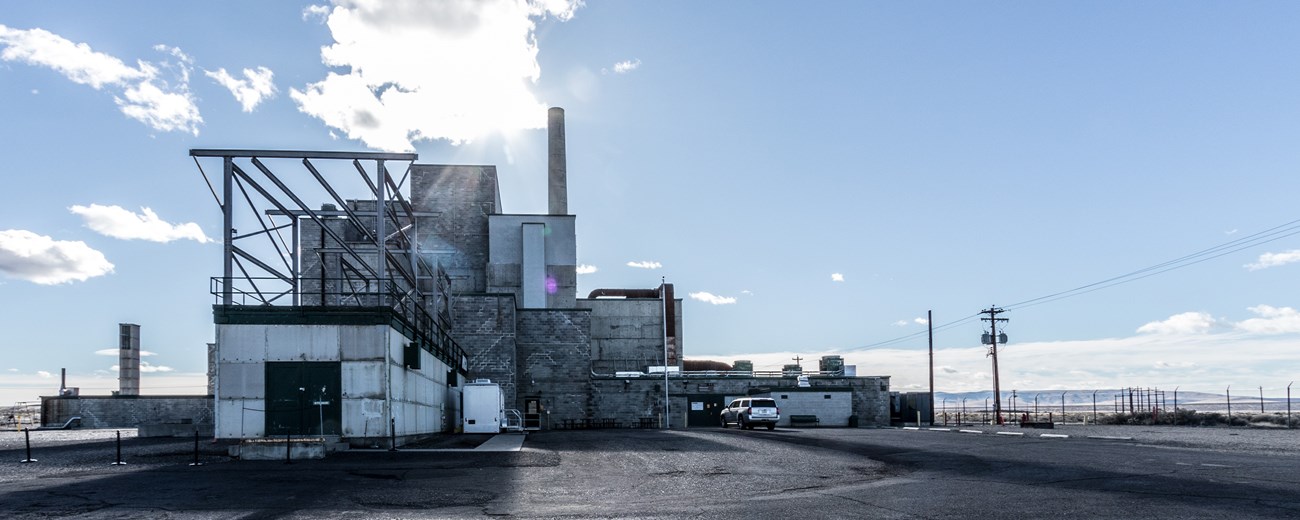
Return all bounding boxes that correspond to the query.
[389,417,398,452]
[189,429,203,467]
[285,433,292,464]
[21,429,37,463]
[110,430,127,465]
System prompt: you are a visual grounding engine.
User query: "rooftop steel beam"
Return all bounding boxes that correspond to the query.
[190,149,416,161]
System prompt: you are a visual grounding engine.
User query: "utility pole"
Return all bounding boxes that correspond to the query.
[980,306,1008,424]
[928,310,934,426]
[662,276,670,429]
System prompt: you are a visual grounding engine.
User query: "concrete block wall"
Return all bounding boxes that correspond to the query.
[451,295,518,407]
[590,379,673,426]
[297,216,349,306]
[411,165,500,294]
[578,298,683,371]
[766,389,854,426]
[515,309,591,423]
[42,396,213,429]
[847,376,891,425]
[587,375,892,428]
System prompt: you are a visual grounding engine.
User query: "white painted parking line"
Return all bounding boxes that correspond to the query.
[1086,435,1134,441]
[995,431,1024,436]
[929,428,952,432]
[1201,463,1235,468]
[1176,462,1193,466]
[903,427,921,430]
[1040,434,1069,439]
[959,430,984,434]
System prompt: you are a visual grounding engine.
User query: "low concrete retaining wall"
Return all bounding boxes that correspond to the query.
[41,395,214,430]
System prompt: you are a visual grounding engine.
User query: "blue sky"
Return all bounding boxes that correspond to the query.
[2,1,1299,405]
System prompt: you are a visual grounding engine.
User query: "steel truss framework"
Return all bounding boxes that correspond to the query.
[189,149,465,370]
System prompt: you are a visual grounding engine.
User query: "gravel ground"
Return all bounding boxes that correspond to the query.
[922,423,1300,454]
[0,428,234,484]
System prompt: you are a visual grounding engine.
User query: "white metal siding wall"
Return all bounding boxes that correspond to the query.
[773,391,853,426]
[215,323,457,439]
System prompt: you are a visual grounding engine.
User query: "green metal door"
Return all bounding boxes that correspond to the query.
[265,361,342,436]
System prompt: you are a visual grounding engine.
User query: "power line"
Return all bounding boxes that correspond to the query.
[1005,217,1300,311]
[852,216,1300,351]
[852,313,981,350]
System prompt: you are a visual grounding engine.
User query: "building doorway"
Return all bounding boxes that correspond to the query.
[523,397,542,430]
[265,361,341,436]
[686,394,727,428]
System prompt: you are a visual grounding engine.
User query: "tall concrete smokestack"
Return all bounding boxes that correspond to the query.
[548,107,567,215]
[118,323,140,396]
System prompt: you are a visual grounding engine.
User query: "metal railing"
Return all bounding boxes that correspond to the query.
[503,409,523,432]
[211,276,464,370]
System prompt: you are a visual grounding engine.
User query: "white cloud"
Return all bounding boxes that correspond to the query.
[289,0,582,151]
[0,371,209,404]
[303,4,332,22]
[914,317,929,325]
[1245,250,1300,271]
[206,66,277,112]
[1136,311,1215,335]
[892,320,908,327]
[689,292,736,305]
[37,371,52,378]
[115,79,202,134]
[140,362,173,373]
[0,229,114,284]
[627,260,662,269]
[95,349,156,357]
[831,273,845,282]
[576,264,598,274]
[693,324,1300,395]
[604,58,641,74]
[0,25,147,87]
[70,204,210,243]
[109,362,173,373]
[1235,305,1300,334]
[0,25,201,134]
[741,290,753,295]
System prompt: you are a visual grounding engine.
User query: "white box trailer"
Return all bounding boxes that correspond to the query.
[463,379,505,433]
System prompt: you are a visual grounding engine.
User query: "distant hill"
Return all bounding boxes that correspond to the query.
[928,390,1265,409]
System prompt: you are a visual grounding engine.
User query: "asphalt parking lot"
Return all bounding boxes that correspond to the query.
[1,425,1297,518]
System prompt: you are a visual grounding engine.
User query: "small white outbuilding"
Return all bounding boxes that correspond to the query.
[463,379,505,433]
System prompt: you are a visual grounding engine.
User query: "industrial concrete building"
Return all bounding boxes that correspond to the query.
[190,107,890,446]
[41,324,214,434]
